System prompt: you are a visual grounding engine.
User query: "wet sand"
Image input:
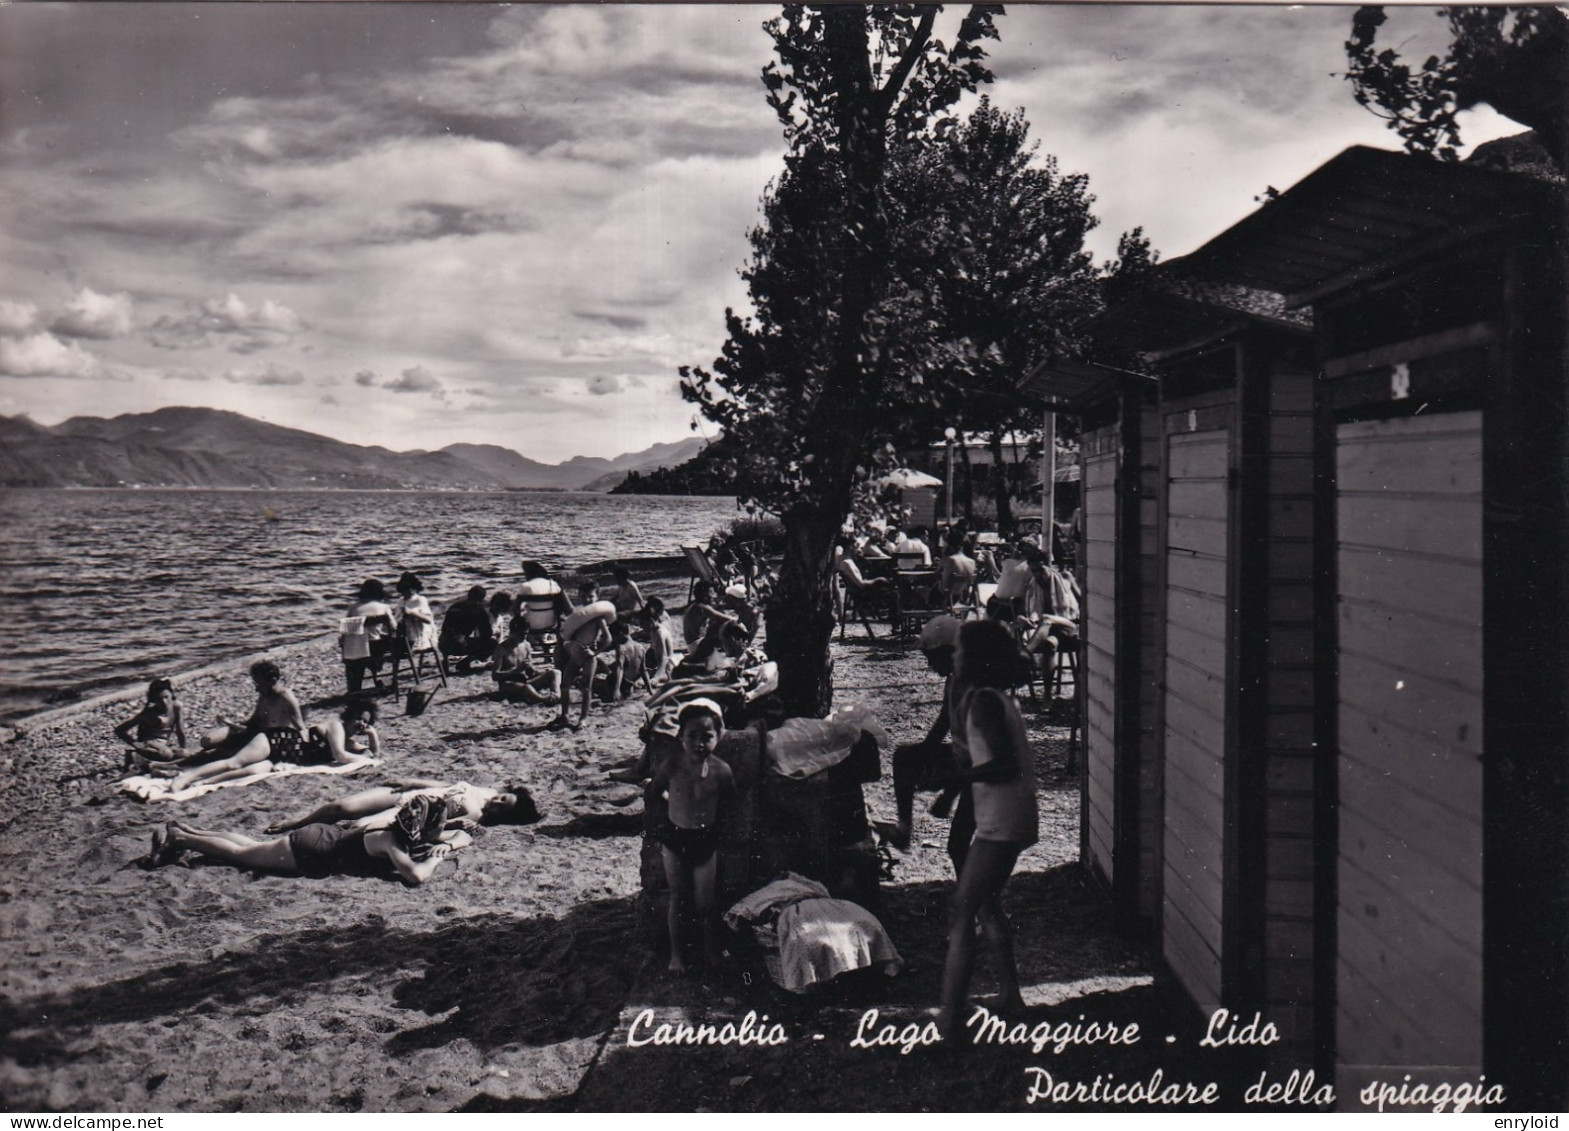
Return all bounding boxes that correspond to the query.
[0,621,1221,1112]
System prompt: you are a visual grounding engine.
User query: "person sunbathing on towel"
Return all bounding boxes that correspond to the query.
[265,779,540,835]
[149,795,464,885]
[163,661,307,792]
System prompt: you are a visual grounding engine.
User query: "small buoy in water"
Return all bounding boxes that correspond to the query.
[263,505,280,522]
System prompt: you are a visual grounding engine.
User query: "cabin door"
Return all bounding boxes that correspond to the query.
[1081,425,1119,889]
[1334,410,1484,1078]
[1161,414,1232,1014]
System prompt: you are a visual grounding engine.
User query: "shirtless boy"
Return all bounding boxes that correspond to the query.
[653,698,735,972]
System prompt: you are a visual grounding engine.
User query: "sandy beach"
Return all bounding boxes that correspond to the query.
[0,614,1231,1113]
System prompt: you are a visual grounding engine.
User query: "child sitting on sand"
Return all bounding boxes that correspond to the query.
[491,616,561,705]
[114,677,186,769]
[652,698,735,972]
[642,597,676,685]
[599,619,651,703]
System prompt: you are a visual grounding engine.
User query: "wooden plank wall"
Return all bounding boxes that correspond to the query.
[1335,410,1484,1073]
[1136,406,1163,920]
[1163,425,1231,1013]
[1082,428,1120,890]
[1261,365,1317,1055]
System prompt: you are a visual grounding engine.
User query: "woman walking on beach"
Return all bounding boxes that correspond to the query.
[935,618,1038,1041]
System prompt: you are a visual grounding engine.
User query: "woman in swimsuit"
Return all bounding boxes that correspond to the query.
[114,678,186,769]
[264,779,540,836]
[281,700,380,768]
[652,698,735,972]
[935,618,1039,1040]
[149,795,464,886]
[167,660,306,792]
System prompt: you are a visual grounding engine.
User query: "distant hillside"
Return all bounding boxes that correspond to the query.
[611,436,740,496]
[0,406,710,491]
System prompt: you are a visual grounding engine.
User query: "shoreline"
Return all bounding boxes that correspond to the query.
[0,555,700,729]
[0,615,1117,1113]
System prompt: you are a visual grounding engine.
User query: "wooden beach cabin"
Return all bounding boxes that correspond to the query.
[1080,273,1321,1059]
[1019,360,1161,929]
[1181,144,1568,1109]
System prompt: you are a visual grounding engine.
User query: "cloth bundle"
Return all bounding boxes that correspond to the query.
[725,872,902,992]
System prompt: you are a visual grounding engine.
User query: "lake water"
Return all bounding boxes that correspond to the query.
[0,489,742,720]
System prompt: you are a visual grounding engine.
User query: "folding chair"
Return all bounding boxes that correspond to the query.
[681,545,726,602]
[391,635,449,690]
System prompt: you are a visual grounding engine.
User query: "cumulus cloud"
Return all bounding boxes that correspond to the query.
[0,300,40,335]
[0,331,101,378]
[149,292,306,353]
[586,374,623,396]
[383,364,445,398]
[354,369,380,387]
[320,393,341,406]
[223,361,306,387]
[51,287,135,340]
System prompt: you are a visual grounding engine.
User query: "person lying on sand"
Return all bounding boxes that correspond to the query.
[265,779,540,835]
[149,796,464,885]
[114,677,186,770]
[159,661,307,791]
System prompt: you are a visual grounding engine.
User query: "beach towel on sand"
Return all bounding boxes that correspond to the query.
[120,758,381,803]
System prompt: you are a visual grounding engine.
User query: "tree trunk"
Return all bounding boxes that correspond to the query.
[958,435,975,528]
[765,500,847,717]
[988,429,1014,534]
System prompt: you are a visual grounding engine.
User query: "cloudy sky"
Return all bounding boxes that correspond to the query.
[0,3,1517,462]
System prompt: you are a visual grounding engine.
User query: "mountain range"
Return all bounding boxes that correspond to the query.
[0,406,709,492]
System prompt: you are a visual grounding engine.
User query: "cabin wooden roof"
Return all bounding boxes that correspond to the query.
[1168,145,1548,307]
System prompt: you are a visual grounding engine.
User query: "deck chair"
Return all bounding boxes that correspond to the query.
[837,573,896,641]
[517,582,568,668]
[390,626,449,690]
[682,544,726,602]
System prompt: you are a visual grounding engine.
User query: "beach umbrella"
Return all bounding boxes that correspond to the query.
[872,468,943,490]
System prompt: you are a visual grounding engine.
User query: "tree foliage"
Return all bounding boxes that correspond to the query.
[680,4,1003,714]
[881,96,1106,528]
[1345,6,1568,166]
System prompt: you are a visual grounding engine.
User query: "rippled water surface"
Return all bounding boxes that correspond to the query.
[0,489,741,718]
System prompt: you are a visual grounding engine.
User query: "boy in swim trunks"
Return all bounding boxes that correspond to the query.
[550,598,613,730]
[652,698,735,972]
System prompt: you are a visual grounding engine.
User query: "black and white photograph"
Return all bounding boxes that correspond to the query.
[0,1,1565,1115]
